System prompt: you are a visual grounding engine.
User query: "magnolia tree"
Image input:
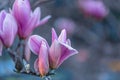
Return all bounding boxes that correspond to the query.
[0,0,78,80]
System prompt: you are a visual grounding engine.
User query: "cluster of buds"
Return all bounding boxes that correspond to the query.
[0,0,78,79]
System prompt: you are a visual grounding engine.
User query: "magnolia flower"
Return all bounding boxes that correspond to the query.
[78,0,109,19]
[49,28,78,69]
[0,10,17,56]
[28,28,78,76]
[12,0,51,39]
[28,35,49,77]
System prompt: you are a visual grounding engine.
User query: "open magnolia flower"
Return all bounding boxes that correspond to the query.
[12,0,51,39]
[0,10,17,56]
[28,28,78,77]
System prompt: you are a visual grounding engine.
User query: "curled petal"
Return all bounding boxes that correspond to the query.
[28,35,49,55]
[38,41,49,77]
[58,29,67,43]
[52,28,58,42]
[57,42,78,68]
[2,14,17,47]
[0,39,3,56]
[49,40,61,69]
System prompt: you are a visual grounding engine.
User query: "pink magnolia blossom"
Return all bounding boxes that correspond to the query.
[28,28,78,76]
[78,0,109,19]
[12,0,51,39]
[0,10,17,56]
[49,28,78,69]
[28,35,49,77]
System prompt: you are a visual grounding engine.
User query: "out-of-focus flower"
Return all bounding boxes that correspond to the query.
[49,28,78,69]
[77,0,109,19]
[0,10,17,55]
[28,28,78,76]
[12,0,51,39]
[54,18,76,34]
[76,49,89,63]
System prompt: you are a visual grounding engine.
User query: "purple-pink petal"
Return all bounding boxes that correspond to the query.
[33,7,41,26]
[0,10,7,29]
[52,28,58,43]
[28,35,49,55]
[37,15,51,27]
[57,42,78,68]
[12,0,31,24]
[22,13,38,38]
[49,40,61,69]
[2,14,17,47]
[58,29,67,43]
[38,41,49,77]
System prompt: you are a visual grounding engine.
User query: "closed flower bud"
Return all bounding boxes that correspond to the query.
[12,0,51,39]
[0,10,17,48]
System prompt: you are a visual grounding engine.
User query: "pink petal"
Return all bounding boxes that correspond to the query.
[38,41,49,77]
[0,10,7,30]
[49,40,61,69]
[32,7,41,27]
[2,14,17,47]
[37,15,51,27]
[34,58,39,75]
[52,28,58,43]
[57,42,78,68]
[12,0,31,24]
[28,35,49,55]
[21,13,38,38]
[0,39,3,56]
[58,29,67,43]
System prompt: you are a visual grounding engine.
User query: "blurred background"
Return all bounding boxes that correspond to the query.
[1,0,120,80]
